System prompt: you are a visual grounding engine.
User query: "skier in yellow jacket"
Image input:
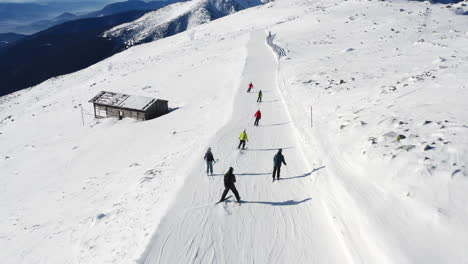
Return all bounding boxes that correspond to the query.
[238,129,248,150]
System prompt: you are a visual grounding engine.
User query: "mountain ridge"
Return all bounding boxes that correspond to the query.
[104,0,267,47]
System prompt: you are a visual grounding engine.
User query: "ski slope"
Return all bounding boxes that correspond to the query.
[140,30,348,264]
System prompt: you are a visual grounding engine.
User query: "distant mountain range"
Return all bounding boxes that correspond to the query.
[0,10,149,96]
[0,1,113,33]
[0,0,265,97]
[10,12,78,35]
[0,32,26,48]
[104,0,265,47]
[0,0,175,34]
[412,0,466,3]
[83,0,173,18]
[427,0,466,3]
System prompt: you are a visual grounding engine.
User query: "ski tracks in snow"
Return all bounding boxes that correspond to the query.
[139,31,348,264]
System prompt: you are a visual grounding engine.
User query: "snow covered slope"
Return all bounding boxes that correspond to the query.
[1,0,468,263]
[103,0,267,47]
[140,29,350,264]
[0,19,252,264]
[272,1,468,262]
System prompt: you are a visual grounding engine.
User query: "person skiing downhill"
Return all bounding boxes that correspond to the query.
[218,167,241,203]
[272,149,287,181]
[257,90,263,102]
[204,147,215,175]
[247,82,254,93]
[238,129,248,149]
[254,110,262,126]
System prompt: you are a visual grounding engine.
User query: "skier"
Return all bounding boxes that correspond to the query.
[257,90,263,102]
[238,129,248,149]
[204,147,215,175]
[272,149,287,181]
[254,109,262,126]
[247,82,254,93]
[218,167,241,203]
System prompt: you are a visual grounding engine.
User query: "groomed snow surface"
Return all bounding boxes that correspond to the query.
[1,0,468,263]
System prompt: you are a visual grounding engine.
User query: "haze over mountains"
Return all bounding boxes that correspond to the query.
[0,1,114,33]
[0,0,178,34]
[0,10,151,96]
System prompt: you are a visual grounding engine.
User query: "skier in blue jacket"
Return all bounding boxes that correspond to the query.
[272,149,287,181]
[204,147,215,175]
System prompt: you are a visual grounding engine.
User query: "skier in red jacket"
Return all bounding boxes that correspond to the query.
[254,110,261,126]
[247,82,254,93]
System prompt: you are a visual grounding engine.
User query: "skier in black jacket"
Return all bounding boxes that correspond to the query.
[204,147,215,175]
[272,149,287,181]
[218,167,241,203]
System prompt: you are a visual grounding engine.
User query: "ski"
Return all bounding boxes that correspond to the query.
[216,195,232,204]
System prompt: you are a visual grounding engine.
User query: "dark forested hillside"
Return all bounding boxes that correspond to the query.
[0,10,148,96]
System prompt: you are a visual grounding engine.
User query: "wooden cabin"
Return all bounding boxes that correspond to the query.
[89,91,168,121]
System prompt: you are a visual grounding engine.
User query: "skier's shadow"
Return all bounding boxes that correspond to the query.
[211,172,271,176]
[212,166,325,178]
[245,146,294,151]
[237,172,271,176]
[260,99,280,103]
[281,166,326,180]
[237,198,312,206]
[258,121,290,127]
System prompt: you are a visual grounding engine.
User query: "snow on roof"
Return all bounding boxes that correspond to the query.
[89,91,158,111]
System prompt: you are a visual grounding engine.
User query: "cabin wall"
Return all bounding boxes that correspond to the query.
[156,101,169,116]
[95,105,107,118]
[94,104,145,121]
[145,101,169,120]
[145,103,157,120]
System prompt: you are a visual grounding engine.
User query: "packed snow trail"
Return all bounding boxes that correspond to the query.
[140,31,349,263]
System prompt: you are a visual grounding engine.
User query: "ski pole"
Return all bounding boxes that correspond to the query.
[248,116,255,126]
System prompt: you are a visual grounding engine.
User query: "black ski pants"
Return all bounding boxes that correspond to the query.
[238,140,246,149]
[257,97,262,102]
[254,118,260,126]
[220,184,240,201]
[272,166,281,179]
[206,161,213,175]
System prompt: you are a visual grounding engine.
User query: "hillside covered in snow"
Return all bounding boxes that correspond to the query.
[103,0,268,47]
[1,0,468,263]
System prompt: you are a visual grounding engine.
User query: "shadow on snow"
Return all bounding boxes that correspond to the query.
[236,198,312,206]
[211,166,326,178]
[258,99,280,103]
[245,146,294,151]
[258,121,290,127]
[281,166,326,180]
[237,172,271,176]
[211,172,271,176]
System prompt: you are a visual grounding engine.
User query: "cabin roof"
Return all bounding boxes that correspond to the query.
[89,91,165,111]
